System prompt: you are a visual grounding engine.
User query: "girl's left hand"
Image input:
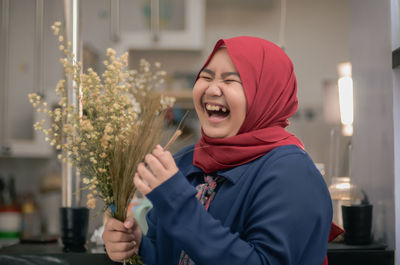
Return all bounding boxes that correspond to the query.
[134,145,178,195]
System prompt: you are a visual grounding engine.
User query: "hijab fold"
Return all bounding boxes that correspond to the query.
[193,36,304,173]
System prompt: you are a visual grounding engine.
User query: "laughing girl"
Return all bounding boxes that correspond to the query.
[103,36,335,265]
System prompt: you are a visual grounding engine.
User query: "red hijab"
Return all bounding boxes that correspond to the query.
[193,36,304,173]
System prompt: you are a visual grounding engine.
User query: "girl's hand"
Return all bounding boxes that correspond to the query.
[103,216,142,262]
[134,144,178,195]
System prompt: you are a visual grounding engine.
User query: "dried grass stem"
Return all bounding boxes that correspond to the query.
[164,129,182,151]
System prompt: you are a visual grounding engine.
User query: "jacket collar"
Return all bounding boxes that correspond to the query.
[179,159,251,185]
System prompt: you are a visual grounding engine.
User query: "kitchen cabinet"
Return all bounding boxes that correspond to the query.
[0,0,61,158]
[0,0,202,157]
[112,0,205,52]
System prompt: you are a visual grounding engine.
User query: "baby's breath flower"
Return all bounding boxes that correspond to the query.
[52,28,59,35]
[106,48,116,57]
[81,119,94,131]
[87,197,96,209]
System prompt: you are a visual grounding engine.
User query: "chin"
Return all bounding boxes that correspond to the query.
[203,128,232,139]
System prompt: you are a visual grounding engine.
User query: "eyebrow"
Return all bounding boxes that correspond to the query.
[201,68,241,79]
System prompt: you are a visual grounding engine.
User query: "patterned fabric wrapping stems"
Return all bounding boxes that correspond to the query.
[178,175,225,265]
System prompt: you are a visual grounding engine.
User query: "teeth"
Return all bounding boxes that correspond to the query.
[206,104,228,112]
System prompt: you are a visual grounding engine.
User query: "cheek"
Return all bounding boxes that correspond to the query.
[192,84,204,120]
[229,89,248,127]
[239,96,248,120]
[229,88,247,114]
[192,81,204,107]
[234,102,247,128]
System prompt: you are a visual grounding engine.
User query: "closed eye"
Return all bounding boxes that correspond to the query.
[224,79,241,84]
[199,75,212,81]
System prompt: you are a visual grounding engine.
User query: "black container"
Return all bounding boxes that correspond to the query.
[342,204,373,245]
[59,207,89,252]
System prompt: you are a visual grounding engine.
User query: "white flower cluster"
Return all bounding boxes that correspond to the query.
[29,21,174,209]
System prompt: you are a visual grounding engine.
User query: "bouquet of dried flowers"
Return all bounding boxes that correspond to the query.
[29,21,176,264]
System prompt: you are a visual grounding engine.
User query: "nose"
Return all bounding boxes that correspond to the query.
[205,81,222,97]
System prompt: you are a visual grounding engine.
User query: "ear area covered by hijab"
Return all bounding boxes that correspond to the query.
[193,36,304,174]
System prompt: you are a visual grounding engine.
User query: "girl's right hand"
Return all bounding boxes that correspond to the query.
[102,216,142,262]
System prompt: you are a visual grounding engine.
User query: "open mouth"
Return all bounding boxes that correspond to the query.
[205,103,230,118]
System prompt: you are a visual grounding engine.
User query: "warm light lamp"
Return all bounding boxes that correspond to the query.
[337,62,354,136]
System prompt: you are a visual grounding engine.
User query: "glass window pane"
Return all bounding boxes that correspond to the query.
[120,0,185,32]
[8,0,35,140]
[120,0,150,31]
[160,0,185,31]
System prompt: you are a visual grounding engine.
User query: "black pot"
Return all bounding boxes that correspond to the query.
[59,207,89,252]
[342,204,373,245]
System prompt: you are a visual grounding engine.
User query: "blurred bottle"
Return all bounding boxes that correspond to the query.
[21,193,41,238]
[328,131,365,229]
[7,175,17,205]
[328,177,364,228]
[0,175,22,239]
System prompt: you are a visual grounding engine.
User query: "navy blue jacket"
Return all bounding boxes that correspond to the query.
[139,145,332,265]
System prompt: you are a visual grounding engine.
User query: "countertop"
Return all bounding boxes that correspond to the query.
[0,241,395,265]
[327,242,394,265]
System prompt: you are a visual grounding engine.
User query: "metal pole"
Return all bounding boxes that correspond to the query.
[347,140,353,178]
[328,128,336,184]
[0,0,10,155]
[63,0,82,207]
[151,0,160,42]
[110,0,120,42]
[34,0,44,96]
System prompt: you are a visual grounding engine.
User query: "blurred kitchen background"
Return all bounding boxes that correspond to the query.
[0,0,399,259]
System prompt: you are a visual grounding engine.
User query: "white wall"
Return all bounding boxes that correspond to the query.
[129,0,350,106]
[349,0,395,248]
[392,67,400,263]
[391,0,400,262]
